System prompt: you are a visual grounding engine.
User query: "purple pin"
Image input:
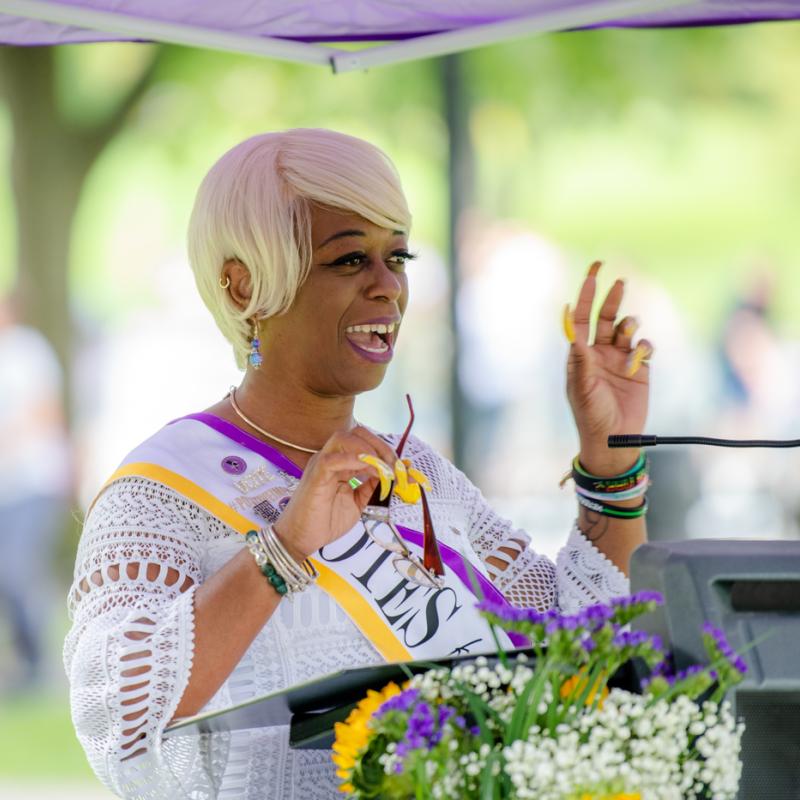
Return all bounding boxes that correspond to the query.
[221,455,247,475]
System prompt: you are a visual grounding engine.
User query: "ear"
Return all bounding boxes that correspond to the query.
[221,259,253,311]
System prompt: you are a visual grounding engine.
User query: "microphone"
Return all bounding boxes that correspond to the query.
[608,434,800,449]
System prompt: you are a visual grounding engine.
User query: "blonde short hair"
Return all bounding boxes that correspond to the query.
[187,129,412,368]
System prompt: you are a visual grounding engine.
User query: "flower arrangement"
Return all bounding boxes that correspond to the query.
[332,592,746,800]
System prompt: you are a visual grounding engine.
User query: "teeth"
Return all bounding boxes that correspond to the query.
[345,322,397,334]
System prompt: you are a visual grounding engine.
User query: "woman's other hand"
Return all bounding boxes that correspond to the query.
[272,427,399,560]
[565,261,652,476]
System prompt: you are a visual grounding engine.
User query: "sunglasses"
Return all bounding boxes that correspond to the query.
[361,395,445,589]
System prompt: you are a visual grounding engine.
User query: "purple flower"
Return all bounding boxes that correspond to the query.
[393,700,463,762]
[577,604,615,630]
[476,599,546,625]
[675,664,704,681]
[613,630,649,649]
[652,657,673,677]
[375,688,421,718]
[702,622,748,675]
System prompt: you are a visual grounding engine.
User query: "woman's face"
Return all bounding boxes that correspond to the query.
[261,205,411,397]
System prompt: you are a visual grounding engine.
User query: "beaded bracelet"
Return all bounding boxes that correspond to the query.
[245,528,318,597]
[576,493,648,519]
[246,530,290,596]
[257,525,317,594]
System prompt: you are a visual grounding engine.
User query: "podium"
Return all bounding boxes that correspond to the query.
[164,648,640,750]
[631,539,800,800]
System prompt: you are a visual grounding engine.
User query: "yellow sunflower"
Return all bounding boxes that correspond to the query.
[332,681,403,794]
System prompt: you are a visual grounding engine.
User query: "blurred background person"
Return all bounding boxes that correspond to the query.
[684,265,800,541]
[0,294,71,694]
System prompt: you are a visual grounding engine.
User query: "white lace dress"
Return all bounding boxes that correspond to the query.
[64,433,628,799]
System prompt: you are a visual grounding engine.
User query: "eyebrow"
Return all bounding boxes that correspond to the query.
[318,228,406,248]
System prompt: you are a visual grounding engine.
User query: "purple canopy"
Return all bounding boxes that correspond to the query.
[1,1,798,72]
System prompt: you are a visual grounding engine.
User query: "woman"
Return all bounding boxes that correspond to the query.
[65,128,652,799]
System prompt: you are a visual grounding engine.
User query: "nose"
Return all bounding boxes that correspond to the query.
[365,257,404,303]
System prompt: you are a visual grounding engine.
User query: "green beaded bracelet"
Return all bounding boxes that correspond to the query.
[261,561,289,596]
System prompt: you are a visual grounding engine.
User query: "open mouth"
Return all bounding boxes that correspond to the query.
[344,321,397,360]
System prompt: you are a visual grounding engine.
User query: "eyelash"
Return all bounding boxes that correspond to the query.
[327,250,417,270]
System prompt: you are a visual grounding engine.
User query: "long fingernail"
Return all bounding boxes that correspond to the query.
[623,317,639,337]
[587,260,602,278]
[562,303,576,343]
[626,343,648,377]
[358,454,393,479]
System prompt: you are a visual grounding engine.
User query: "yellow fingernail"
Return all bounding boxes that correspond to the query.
[626,344,647,377]
[358,454,393,499]
[394,482,421,504]
[623,318,639,337]
[407,467,431,491]
[563,304,576,344]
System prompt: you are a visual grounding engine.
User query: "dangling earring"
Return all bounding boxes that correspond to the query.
[249,318,262,369]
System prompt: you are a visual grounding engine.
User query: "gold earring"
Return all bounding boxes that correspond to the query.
[219,275,231,289]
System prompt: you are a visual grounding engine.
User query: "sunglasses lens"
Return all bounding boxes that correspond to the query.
[392,555,443,589]
[365,519,406,554]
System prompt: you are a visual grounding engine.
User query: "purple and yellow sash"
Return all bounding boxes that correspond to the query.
[92,414,526,662]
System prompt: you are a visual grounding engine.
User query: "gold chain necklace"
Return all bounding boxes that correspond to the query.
[228,387,321,454]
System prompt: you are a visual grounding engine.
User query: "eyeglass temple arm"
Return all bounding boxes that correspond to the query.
[419,486,445,577]
[395,393,415,458]
[366,394,416,508]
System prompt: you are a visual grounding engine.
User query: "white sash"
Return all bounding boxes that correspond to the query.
[95,414,525,663]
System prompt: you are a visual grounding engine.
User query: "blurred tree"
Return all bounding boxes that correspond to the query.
[0,45,161,408]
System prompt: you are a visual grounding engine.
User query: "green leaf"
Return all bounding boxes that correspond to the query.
[479,749,499,800]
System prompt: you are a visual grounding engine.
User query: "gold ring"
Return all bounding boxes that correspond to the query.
[219,275,231,289]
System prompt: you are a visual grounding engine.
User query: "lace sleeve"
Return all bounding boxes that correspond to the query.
[396,436,628,613]
[63,477,230,799]
[554,526,629,612]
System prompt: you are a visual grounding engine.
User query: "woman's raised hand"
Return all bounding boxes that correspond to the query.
[272,427,399,561]
[565,261,653,476]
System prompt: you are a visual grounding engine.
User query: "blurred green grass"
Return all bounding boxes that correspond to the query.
[0,694,95,779]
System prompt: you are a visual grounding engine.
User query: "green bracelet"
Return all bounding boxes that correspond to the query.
[246,531,289,596]
[572,452,648,495]
[261,561,289,596]
[577,493,648,519]
[573,451,646,480]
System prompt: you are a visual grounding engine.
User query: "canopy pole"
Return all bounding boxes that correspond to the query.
[332,0,695,73]
[442,53,472,472]
[0,0,342,67]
